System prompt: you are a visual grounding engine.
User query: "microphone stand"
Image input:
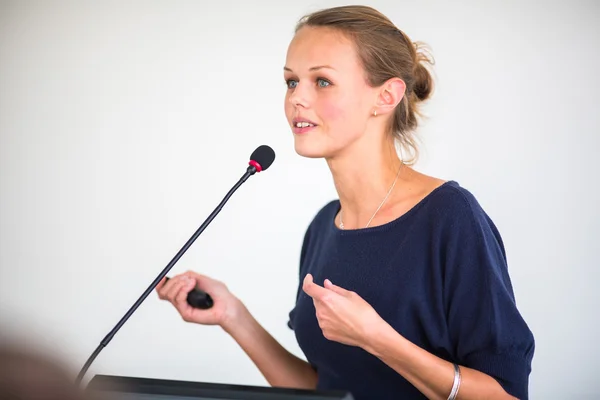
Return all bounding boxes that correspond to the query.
[75,164,259,385]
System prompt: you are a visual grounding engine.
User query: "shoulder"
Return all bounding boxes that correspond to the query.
[429,182,510,281]
[423,180,498,233]
[400,168,486,221]
[427,180,486,216]
[415,180,506,254]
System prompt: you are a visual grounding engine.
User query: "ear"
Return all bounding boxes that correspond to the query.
[372,77,406,117]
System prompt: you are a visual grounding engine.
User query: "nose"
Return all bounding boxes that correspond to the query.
[288,82,310,109]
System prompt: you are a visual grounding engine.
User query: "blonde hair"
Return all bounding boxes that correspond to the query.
[295,5,435,164]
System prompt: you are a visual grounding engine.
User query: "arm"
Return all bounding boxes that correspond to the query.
[363,319,517,400]
[222,299,318,390]
[155,273,317,390]
[365,191,533,399]
[304,275,522,400]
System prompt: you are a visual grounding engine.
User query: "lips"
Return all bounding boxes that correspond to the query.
[292,118,318,134]
[292,117,318,127]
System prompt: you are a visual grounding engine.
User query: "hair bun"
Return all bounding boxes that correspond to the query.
[412,42,434,102]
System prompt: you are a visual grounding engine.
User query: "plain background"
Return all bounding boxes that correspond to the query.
[0,0,598,398]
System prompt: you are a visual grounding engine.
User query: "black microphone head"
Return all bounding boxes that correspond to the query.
[249,145,275,172]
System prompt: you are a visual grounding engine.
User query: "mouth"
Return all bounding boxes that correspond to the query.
[292,118,318,134]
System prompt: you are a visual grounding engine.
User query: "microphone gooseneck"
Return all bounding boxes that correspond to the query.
[75,145,275,386]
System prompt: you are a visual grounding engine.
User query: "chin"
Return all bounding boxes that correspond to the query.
[294,145,326,159]
[293,137,330,159]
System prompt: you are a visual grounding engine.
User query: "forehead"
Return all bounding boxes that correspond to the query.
[285,26,362,73]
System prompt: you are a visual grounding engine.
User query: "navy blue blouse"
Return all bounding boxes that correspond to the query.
[288,181,535,399]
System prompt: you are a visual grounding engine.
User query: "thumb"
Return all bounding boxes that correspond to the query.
[324,279,351,297]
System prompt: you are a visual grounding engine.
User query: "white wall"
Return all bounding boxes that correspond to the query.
[0,0,598,398]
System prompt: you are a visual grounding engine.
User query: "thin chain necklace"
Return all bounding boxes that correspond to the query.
[339,164,403,230]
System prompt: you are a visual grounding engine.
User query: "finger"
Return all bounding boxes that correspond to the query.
[184,270,213,291]
[175,278,196,305]
[166,276,190,302]
[157,276,177,300]
[312,298,324,312]
[303,274,329,300]
[155,277,167,298]
[324,279,351,297]
[184,270,207,280]
[175,279,197,320]
[156,277,167,291]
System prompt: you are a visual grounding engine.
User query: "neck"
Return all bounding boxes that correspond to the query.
[327,137,406,229]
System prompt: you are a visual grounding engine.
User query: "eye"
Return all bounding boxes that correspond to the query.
[286,79,298,89]
[317,78,331,87]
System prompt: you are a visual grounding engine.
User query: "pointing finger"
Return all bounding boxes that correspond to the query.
[303,274,329,300]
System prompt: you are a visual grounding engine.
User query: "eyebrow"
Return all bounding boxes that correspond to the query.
[283,65,336,72]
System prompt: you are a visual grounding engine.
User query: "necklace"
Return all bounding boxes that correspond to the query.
[339,164,403,230]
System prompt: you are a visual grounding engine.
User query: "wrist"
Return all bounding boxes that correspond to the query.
[220,297,251,335]
[362,318,406,359]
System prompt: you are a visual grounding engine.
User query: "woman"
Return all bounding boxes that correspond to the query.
[156,5,535,400]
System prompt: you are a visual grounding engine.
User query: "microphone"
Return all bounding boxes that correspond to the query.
[75,145,275,385]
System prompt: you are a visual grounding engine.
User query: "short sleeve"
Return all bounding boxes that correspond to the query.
[442,190,535,399]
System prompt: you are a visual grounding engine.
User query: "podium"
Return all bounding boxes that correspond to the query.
[86,374,355,400]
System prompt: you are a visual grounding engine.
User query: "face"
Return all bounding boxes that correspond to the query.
[283,26,378,159]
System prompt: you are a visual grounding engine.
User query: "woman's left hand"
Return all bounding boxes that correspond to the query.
[302,273,384,348]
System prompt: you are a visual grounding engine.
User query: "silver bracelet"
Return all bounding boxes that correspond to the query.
[447,363,462,400]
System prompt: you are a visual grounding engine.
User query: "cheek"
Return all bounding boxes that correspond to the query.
[318,94,364,135]
[319,100,346,123]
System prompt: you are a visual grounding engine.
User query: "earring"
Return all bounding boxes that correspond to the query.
[373,110,377,116]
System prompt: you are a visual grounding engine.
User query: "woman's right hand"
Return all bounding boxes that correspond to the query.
[155,270,242,328]
[157,271,318,390]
